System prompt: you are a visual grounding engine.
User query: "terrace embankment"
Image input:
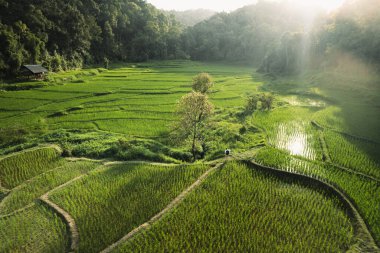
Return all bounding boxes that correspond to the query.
[39,175,85,252]
[247,160,379,252]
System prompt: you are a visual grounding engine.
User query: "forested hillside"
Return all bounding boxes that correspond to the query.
[183,0,380,74]
[1,0,379,77]
[182,2,307,63]
[0,0,183,76]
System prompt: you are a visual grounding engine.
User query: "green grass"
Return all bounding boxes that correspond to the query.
[0,204,68,253]
[0,147,64,189]
[250,96,380,246]
[0,60,379,251]
[255,146,380,244]
[0,61,260,140]
[253,107,323,161]
[0,160,99,215]
[115,162,353,252]
[49,163,209,253]
[0,61,268,161]
[324,130,380,179]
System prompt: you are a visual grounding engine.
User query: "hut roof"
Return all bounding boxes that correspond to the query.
[22,65,48,74]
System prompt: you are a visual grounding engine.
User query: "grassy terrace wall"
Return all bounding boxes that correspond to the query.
[0,147,63,189]
[255,147,380,248]
[246,160,378,251]
[49,163,209,253]
[0,160,98,215]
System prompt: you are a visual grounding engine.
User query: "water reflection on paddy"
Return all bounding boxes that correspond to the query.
[271,121,316,160]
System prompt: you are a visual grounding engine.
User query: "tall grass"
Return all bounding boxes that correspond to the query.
[324,130,380,179]
[50,163,209,253]
[116,162,353,252]
[0,61,261,140]
[0,147,64,189]
[0,204,68,253]
[0,161,98,215]
[255,146,380,243]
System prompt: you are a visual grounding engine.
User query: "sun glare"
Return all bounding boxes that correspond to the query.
[289,0,344,11]
[287,136,305,156]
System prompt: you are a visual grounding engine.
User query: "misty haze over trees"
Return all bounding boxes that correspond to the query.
[165,9,216,27]
[0,0,379,77]
[183,0,380,75]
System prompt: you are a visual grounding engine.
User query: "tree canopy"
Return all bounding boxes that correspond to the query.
[182,0,380,74]
[175,91,214,161]
[192,73,213,94]
[0,0,183,76]
[1,0,379,77]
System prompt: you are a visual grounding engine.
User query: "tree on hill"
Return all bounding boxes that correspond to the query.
[174,91,213,161]
[245,95,259,115]
[317,0,380,66]
[260,93,274,110]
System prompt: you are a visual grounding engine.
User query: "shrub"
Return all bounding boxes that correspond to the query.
[192,73,213,93]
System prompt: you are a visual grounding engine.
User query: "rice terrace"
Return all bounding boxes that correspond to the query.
[0,0,380,252]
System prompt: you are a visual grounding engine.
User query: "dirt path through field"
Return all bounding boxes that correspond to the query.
[311,121,380,145]
[100,162,225,253]
[331,164,380,184]
[3,148,378,252]
[65,158,185,167]
[104,161,184,167]
[39,175,85,252]
[0,163,70,216]
[36,163,107,252]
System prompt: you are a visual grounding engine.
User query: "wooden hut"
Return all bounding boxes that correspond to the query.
[20,65,48,79]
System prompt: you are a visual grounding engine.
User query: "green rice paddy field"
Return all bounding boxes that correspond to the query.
[0,60,379,252]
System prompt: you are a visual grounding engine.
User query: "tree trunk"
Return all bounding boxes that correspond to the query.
[192,123,197,161]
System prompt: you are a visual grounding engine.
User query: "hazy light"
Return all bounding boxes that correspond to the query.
[146,0,345,12]
[287,136,305,156]
[146,0,257,12]
[287,0,345,12]
[272,122,316,160]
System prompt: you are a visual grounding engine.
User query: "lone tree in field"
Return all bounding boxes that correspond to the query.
[260,93,274,110]
[103,57,109,69]
[175,91,213,161]
[245,95,259,115]
[192,73,213,94]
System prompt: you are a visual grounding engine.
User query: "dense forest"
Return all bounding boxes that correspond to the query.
[184,0,380,74]
[0,0,183,76]
[0,0,379,77]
